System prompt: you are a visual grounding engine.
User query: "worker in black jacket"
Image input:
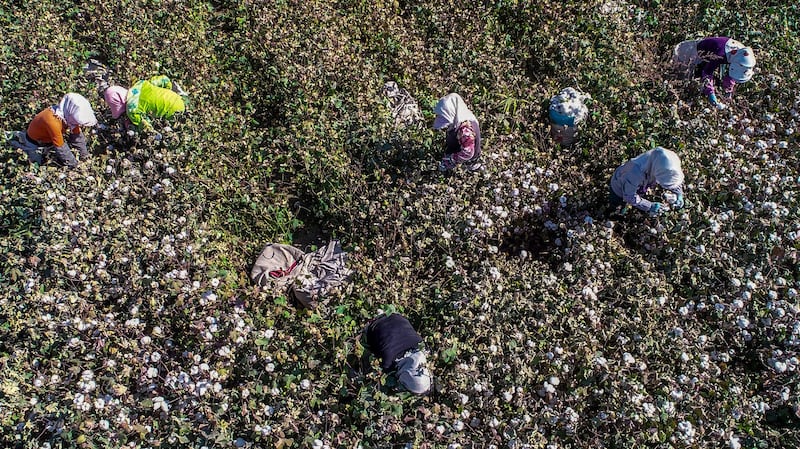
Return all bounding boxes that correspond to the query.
[363,313,432,395]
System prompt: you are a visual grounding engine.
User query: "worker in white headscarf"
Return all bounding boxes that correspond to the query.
[432,93,482,172]
[696,37,756,109]
[609,147,685,216]
[19,93,97,167]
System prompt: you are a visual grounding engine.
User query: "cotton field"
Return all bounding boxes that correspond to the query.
[0,1,798,448]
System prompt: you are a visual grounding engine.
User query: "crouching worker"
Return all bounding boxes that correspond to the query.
[14,93,97,167]
[361,313,432,395]
[696,37,756,109]
[433,93,482,172]
[103,75,186,132]
[609,147,685,216]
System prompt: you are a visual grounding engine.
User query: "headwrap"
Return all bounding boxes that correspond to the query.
[54,93,97,128]
[395,350,432,395]
[103,86,129,119]
[648,147,684,188]
[433,93,477,130]
[727,47,756,83]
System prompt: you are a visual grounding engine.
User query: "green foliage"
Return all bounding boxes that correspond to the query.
[0,0,799,448]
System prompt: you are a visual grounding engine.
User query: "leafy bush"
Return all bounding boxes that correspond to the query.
[1,0,799,447]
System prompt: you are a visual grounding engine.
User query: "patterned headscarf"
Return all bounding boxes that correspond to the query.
[103,86,129,119]
[433,93,477,130]
[54,93,97,128]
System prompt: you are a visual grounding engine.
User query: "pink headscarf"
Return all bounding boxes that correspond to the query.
[103,86,128,119]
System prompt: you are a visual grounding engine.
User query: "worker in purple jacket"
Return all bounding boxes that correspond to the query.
[362,313,432,395]
[696,37,756,109]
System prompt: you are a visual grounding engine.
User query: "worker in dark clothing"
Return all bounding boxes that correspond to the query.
[362,313,432,395]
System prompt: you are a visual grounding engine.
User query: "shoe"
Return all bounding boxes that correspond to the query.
[172,81,187,96]
[84,59,108,77]
[464,160,483,172]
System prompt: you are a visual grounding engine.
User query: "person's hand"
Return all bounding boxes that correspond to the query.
[439,155,454,172]
[674,194,685,209]
[649,202,663,216]
[708,93,726,110]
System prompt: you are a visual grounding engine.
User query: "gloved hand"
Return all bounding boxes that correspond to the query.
[649,202,663,216]
[674,194,685,209]
[708,93,726,110]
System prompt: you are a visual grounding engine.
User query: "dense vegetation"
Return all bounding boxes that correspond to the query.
[1,0,799,447]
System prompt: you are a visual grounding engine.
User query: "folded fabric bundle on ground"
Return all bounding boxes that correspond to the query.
[250,240,352,308]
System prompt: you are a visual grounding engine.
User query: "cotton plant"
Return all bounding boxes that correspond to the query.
[3,2,800,448]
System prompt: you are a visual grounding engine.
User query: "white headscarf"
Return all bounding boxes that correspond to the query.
[54,93,97,128]
[395,350,432,394]
[648,147,684,188]
[433,93,477,130]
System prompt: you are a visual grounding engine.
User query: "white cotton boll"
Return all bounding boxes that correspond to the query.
[768,290,778,300]
[742,291,751,300]
[736,316,750,329]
